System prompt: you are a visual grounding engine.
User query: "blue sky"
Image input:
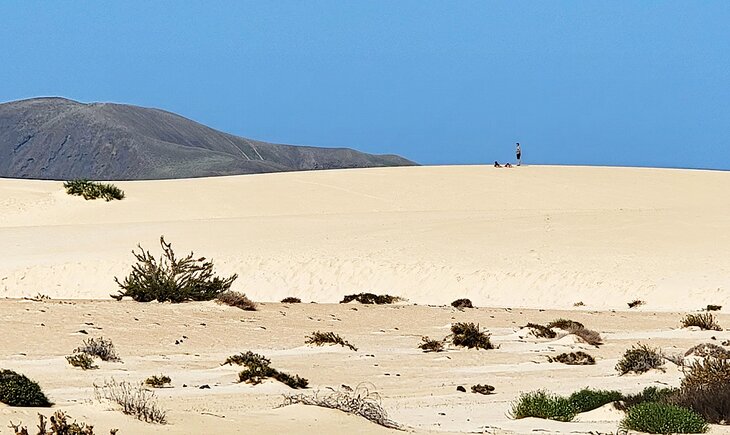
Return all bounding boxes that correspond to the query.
[1,1,729,169]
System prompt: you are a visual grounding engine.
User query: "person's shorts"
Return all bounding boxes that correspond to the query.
[516,153,521,159]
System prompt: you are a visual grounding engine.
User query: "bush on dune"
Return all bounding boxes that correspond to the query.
[216,291,256,311]
[681,313,722,331]
[616,344,665,375]
[567,325,603,346]
[63,179,125,201]
[568,388,623,413]
[418,336,445,353]
[74,337,120,362]
[508,390,577,422]
[340,293,402,304]
[450,322,495,350]
[281,297,301,303]
[670,383,730,425]
[615,386,678,411]
[620,402,708,434]
[225,351,308,389]
[524,322,556,339]
[451,298,473,308]
[548,351,595,365]
[0,370,52,407]
[9,411,118,435]
[546,318,584,330]
[112,236,237,302]
[305,331,357,351]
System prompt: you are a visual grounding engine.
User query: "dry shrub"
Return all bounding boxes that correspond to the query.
[682,357,730,389]
[628,299,645,309]
[216,291,256,311]
[418,336,444,353]
[525,323,557,339]
[670,383,730,425]
[305,331,357,351]
[546,318,584,330]
[74,337,120,362]
[340,293,403,304]
[228,351,308,389]
[144,375,171,388]
[282,383,400,430]
[685,343,730,359]
[682,313,722,331]
[451,298,473,309]
[567,325,603,346]
[616,344,665,375]
[94,378,166,424]
[451,323,495,350]
[9,411,118,435]
[281,297,301,303]
[706,304,722,312]
[223,351,271,367]
[471,384,495,395]
[548,351,595,365]
[66,353,98,370]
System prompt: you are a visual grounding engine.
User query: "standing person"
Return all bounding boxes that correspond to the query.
[516,143,522,166]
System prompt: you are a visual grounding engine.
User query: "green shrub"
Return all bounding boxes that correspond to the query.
[305,331,357,351]
[616,386,678,411]
[525,322,557,339]
[450,322,494,350]
[620,402,708,434]
[549,351,595,365]
[616,344,665,375]
[230,351,308,389]
[568,388,623,413]
[64,179,125,201]
[681,313,722,331]
[670,383,730,425]
[144,375,171,388]
[418,336,444,353]
[0,369,52,407]
[112,236,237,302]
[340,293,402,304]
[223,351,271,367]
[66,353,98,370]
[216,291,256,311]
[451,298,473,308]
[546,318,584,330]
[281,297,301,303]
[74,337,120,362]
[508,390,577,422]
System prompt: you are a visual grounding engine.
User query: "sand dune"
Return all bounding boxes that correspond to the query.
[1,165,729,310]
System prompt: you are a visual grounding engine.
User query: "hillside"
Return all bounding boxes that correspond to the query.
[0,97,415,180]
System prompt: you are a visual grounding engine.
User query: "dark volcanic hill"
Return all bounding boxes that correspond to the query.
[0,97,416,180]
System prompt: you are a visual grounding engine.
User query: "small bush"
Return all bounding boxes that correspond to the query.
[671,383,730,425]
[620,402,708,434]
[216,291,256,311]
[340,293,402,304]
[223,351,271,367]
[546,318,584,330]
[74,337,120,362]
[418,336,444,353]
[66,353,98,370]
[471,384,495,395]
[508,390,577,422]
[706,304,722,312]
[305,331,357,351]
[0,370,51,407]
[231,351,308,389]
[94,378,166,423]
[628,299,645,309]
[681,313,722,331]
[281,297,301,303]
[451,298,473,308]
[568,388,623,413]
[450,323,494,350]
[144,375,171,388]
[64,179,125,201]
[567,325,603,346]
[685,343,730,359]
[113,236,238,302]
[525,322,557,339]
[549,351,595,365]
[9,411,116,435]
[616,344,665,375]
[616,386,678,411]
[682,357,730,389]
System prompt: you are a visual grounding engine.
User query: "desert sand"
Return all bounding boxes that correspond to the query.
[1,165,730,433]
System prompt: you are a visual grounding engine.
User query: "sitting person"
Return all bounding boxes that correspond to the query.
[494,161,502,168]
[505,163,513,168]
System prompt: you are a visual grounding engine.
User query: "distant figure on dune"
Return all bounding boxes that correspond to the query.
[494,161,502,168]
[516,143,522,166]
[505,163,513,168]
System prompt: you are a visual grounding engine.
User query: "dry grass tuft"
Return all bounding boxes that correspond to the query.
[546,318,584,330]
[74,337,120,362]
[681,313,722,331]
[567,325,603,346]
[305,331,358,351]
[525,323,557,339]
[9,411,118,435]
[685,343,730,359]
[144,375,171,388]
[418,337,444,353]
[94,378,166,424]
[66,353,98,370]
[216,291,257,311]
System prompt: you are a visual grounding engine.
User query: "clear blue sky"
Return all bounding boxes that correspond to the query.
[1,1,729,169]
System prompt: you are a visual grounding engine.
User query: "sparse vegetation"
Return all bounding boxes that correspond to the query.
[144,375,171,388]
[229,351,308,389]
[0,370,51,407]
[508,390,577,422]
[112,236,237,302]
[620,402,708,434]
[548,351,595,365]
[568,388,623,413]
[451,298,473,309]
[682,357,730,390]
[684,343,730,359]
[546,318,584,330]
[567,325,603,346]
[281,297,301,303]
[471,384,495,395]
[670,383,730,425]
[216,291,256,311]
[616,344,665,375]
[706,304,722,312]
[681,313,722,331]
[418,336,444,353]
[66,353,98,370]
[94,378,166,423]
[74,337,120,362]
[305,331,357,351]
[64,179,125,201]
[628,299,645,309]
[450,322,495,350]
[282,383,400,430]
[9,411,118,435]
[340,293,402,305]
[616,386,678,411]
[524,322,557,339]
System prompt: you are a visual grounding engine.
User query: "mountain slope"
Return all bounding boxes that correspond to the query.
[0,97,416,180]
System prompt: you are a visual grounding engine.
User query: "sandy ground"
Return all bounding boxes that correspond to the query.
[1,165,730,433]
